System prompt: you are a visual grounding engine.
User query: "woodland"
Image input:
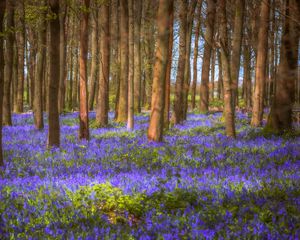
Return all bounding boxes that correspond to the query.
[0,0,299,239]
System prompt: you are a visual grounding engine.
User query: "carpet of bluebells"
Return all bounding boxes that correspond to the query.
[0,111,299,239]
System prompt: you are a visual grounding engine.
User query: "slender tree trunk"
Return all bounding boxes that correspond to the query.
[243,38,252,109]
[111,0,120,119]
[173,0,187,124]
[265,0,299,132]
[3,0,14,126]
[231,0,245,107]
[127,0,134,130]
[79,0,90,140]
[88,11,98,111]
[96,3,110,126]
[182,1,197,120]
[199,0,217,112]
[191,1,202,109]
[47,0,60,147]
[143,1,156,110]
[0,0,5,166]
[148,0,172,142]
[251,0,270,127]
[16,1,25,113]
[134,0,142,113]
[117,0,129,122]
[217,48,223,100]
[219,0,236,138]
[210,46,216,100]
[58,2,67,113]
[164,0,174,129]
[33,0,46,130]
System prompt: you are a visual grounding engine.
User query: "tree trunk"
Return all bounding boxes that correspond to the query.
[251,0,270,127]
[79,0,90,140]
[127,0,134,130]
[219,0,236,138]
[265,0,299,132]
[88,11,98,111]
[133,0,142,113]
[217,48,223,100]
[210,46,216,100]
[148,0,172,142]
[243,38,252,109]
[33,0,46,130]
[47,0,60,147]
[58,2,67,113]
[231,0,245,107]
[0,0,5,166]
[182,1,198,120]
[173,0,187,124]
[191,1,202,109]
[117,0,129,122]
[3,0,14,126]
[16,1,25,113]
[96,3,110,126]
[164,0,174,129]
[199,0,217,112]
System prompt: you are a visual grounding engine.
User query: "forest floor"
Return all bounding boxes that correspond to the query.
[0,111,299,239]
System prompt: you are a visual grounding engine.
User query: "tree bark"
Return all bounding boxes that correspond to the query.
[33,0,46,130]
[182,0,198,120]
[148,0,172,142]
[3,0,14,126]
[58,2,67,113]
[173,0,187,124]
[127,0,134,130]
[88,10,98,111]
[96,3,110,126]
[265,0,299,132]
[0,0,6,166]
[133,0,142,113]
[219,0,236,138]
[117,0,129,122]
[16,0,25,113]
[47,0,60,147]
[191,1,203,109]
[199,0,217,112]
[164,0,174,129]
[79,0,90,140]
[251,0,270,127]
[231,0,245,107]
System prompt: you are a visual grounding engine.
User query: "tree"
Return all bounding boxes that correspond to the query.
[191,1,203,109]
[47,0,60,147]
[231,0,245,107]
[88,8,98,111]
[173,0,187,124]
[15,0,25,113]
[79,0,90,140]
[58,2,67,113]
[251,0,270,127]
[148,0,172,142]
[164,0,174,129]
[219,0,236,138]
[182,0,198,120]
[3,0,14,126]
[96,2,110,126]
[117,0,129,122]
[33,0,47,130]
[133,0,142,113]
[199,0,217,113]
[127,0,134,130]
[265,0,300,132]
[0,0,5,166]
